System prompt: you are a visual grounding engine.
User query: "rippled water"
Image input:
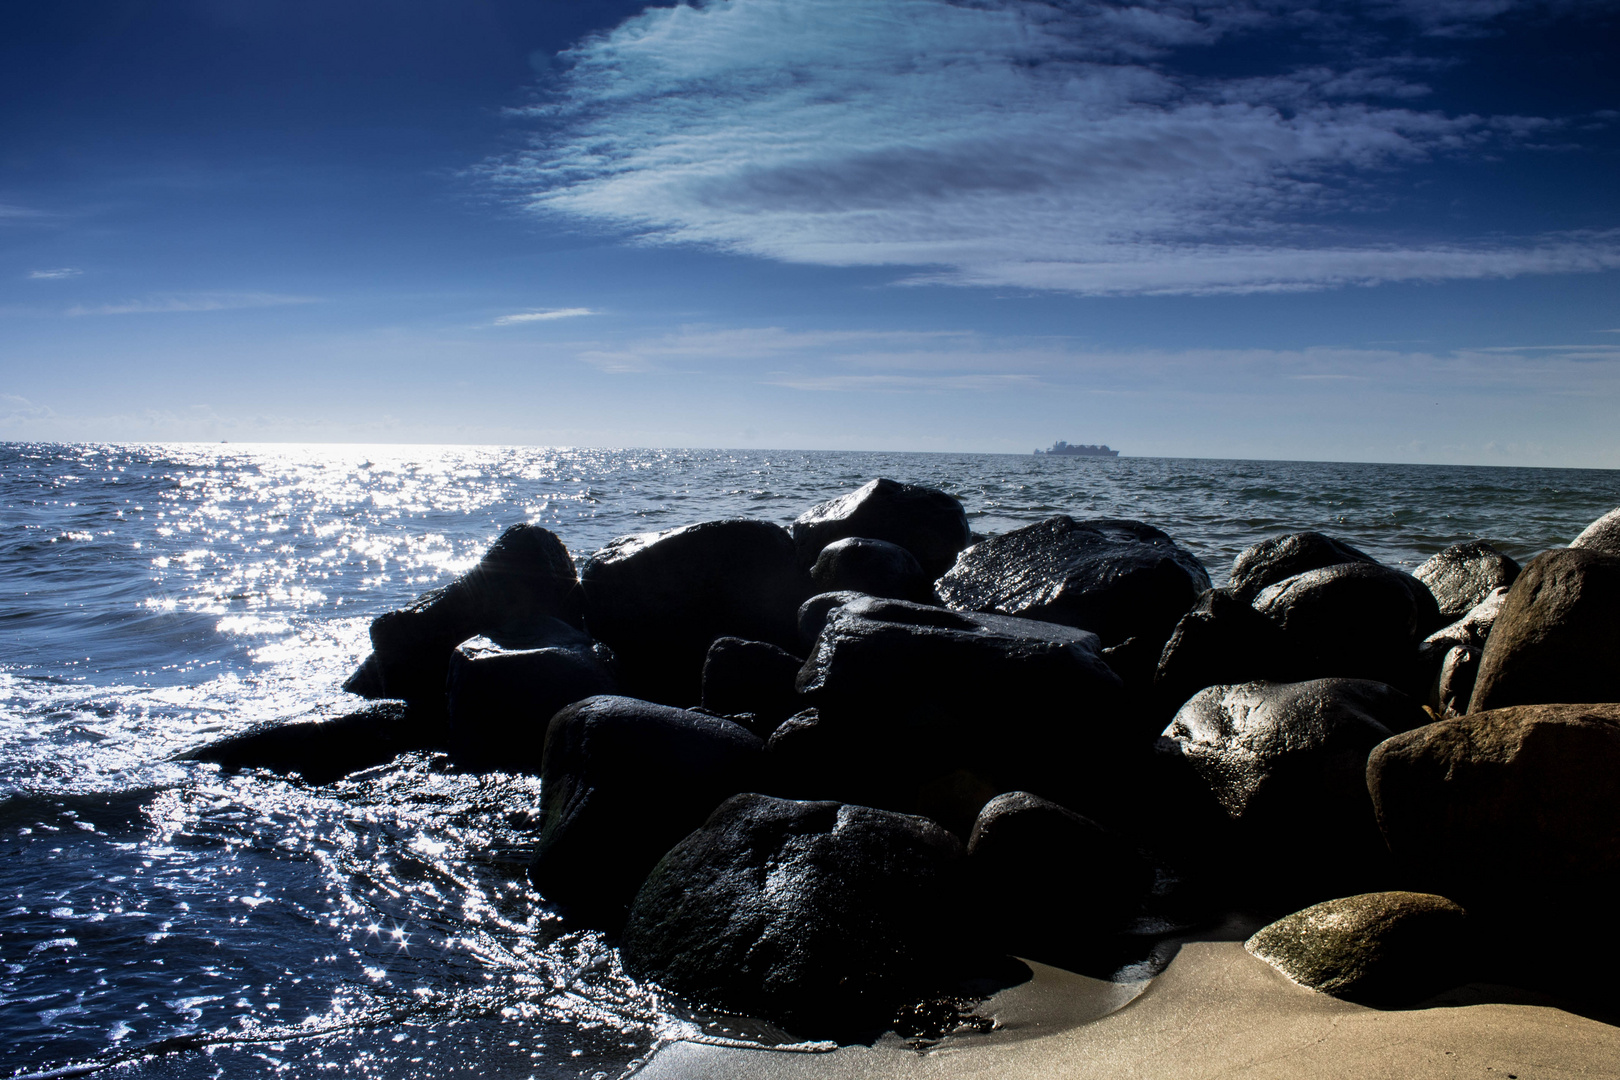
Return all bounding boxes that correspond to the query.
[3,442,1618,1078]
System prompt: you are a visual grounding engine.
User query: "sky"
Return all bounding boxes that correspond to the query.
[2,0,1618,465]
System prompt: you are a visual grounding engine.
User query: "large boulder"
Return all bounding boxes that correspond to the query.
[621,793,972,1037]
[176,701,434,784]
[1252,562,1439,691]
[1414,541,1520,622]
[964,791,1151,963]
[579,519,811,706]
[796,590,867,650]
[1367,703,1620,915]
[1467,547,1620,712]
[791,596,1125,815]
[809,537,934,603]
[343,523,583,704]
[1153,587,1300,717]
[1227,532,1376,605]
[936,517,1211,651]
[792,478,971,580]
[528,696,764,925]
[1570,507,1620,556]
[699,636,805,734]
[1156,679,1427,896]
[1245,892,1470,1007]
[444,625,617,772]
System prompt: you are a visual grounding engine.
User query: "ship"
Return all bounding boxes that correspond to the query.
[1035,441,1119,457]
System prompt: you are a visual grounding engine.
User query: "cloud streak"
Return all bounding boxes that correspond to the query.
[492,307,598,325]
[29,268,81,280]
[499,0,1620,295]
[64,293,315,317]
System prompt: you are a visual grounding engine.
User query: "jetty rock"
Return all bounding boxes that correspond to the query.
[1417,586,1509,715]
[935,516,1211,653]
[177,700,436,784]
[809,536,935,603]
[791,477,971,580]
[343,522,584,705]
[1227,531,1377,605]
[1153,587,1301,716]
[1414,540,1520,622]
[580,519,811,707]
[699,636,805,735]
[529,695,764,926]
[796,589,869,650]
[621,793,974,1038]
[1468,546,1620,711]
[1570,506,1620,556]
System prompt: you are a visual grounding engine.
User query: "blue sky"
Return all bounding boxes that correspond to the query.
[2,0,1617,465]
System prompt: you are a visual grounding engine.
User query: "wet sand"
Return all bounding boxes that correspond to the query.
[637,942,1620,1079]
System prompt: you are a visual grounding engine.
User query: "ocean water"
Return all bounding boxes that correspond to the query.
[3,441,1618,1079]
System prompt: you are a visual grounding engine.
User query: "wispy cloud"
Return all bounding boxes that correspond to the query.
[498,0,1620,296]
[29,268,81,280]
[65,293,316,317]
[492,307,598,325]
[0,203,46,221]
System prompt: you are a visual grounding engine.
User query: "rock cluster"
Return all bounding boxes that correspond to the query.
[178,490,1620,1038]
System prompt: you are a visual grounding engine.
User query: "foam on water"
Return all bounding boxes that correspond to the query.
[2,442,1617,1077]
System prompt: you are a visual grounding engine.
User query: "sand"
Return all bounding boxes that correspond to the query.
[636,942,1620,1079]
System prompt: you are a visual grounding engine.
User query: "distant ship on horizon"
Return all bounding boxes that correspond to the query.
[1035,440,1120,457]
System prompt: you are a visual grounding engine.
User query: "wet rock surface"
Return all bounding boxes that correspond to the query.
[1570,506,1620,556]
[1252,562,1439,690]
[699,636,805,733]
[1414,540,1520,622]
[809,536,934,602]
[1227,532,1376,605]
[1245,892,1469,1007]
[1153,587,1300,716]
[177,701,434,784]
[792,478,971,580]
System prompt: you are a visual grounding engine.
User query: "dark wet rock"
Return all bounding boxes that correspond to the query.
[1368,703,1620,916]
[1245,892,1470,1007]
[1156,679,1427,895]
[1227,532,1377,605]
[700,636,805,734]
[1468,547,1620,712]
[621,793,972,1037]
[579,519,811,706]
[177,701,435,784]
[1252,562,1440,691]
[791,478,971,580]
[528,695,764,925]
[809,537,934,603]
[796,590,866,651]
[1432,645,1481,718]
[793,596,1124,815]
[444,629,618,772]
[965,792,1151,961]
[1153,588,1300,716]
[1417,587,1507,715]
[1414,541,1520,623]
[1421,587,1509,657]
[344,524,583,704]
[1570,507,1620,556]
[936,516,1211,650]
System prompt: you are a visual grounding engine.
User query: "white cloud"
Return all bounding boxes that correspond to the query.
[492,307,598,325]
[65,293,315,316]
[499,0,1620,296]
[29,268,81,280]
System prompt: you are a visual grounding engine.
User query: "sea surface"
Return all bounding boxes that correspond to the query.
[3,442,1618,1079]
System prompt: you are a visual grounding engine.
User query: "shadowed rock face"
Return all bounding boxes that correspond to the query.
[621,793,970,1038]
[1414,540,1519,623]
[1368,703,1620,915]
[1468,547,1620,712]
[1245,892,1469,1007]
[1570,507,1620,556]
[700,636,805,733]
[1227,532,1376,605]
[176,701,434,784]
[1154,587,1301,717]
[936,516,1210,650]
[792,478,971,580]
[1252,562,1439,691]
[809,536,934,603]
[529,695,763,927]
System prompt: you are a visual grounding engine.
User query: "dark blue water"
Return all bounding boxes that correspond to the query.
[3,442,1618,1079]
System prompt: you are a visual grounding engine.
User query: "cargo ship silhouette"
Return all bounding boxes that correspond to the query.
[1034,441,1119,457]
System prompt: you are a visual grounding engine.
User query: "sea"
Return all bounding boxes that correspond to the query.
[3,441,1618,1080]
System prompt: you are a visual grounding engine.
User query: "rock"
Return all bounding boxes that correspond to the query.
[528,695,764,925]
[1433,644,1481,718]
[1156,679,1427,895]
[344,523,583,704]
[965,792,1151,962]
[1570,507,1620,556]
[794,596,1124,814]
[1252,562,1439,691]
[792,478,971,580]
[1153,588,1300,716]
[1245,892,1469,1007]
[444,627,618,772]
[1468,547,1620,712]
[1367,703,1620,914]
[796,590,868,650]
[936,516,1211,650]
[1414,541,1520,622]
[579,519,811,706]
[700,636,805,733]
[621,793,971,1037]
[809,537,934,603]
[1417,587,1508,715]
[176,701,435,784]
[1227,532,1377,605]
